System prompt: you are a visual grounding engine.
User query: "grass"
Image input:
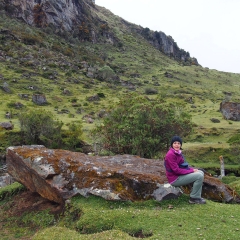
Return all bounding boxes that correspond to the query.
[1,183,240,240]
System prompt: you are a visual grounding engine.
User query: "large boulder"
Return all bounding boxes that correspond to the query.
[32,94,47,105]
[0,122,14,130]
[220,101,240,121]
[6,145,240,207]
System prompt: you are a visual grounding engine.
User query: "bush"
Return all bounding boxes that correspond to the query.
[227,134,240,145]
[144,88,158,95]
[18,109,63,147]
[97,66,115,81]
[97,93,105,98]
[92,95,193,158]
[222,176,239,184]
[62,121,83,151]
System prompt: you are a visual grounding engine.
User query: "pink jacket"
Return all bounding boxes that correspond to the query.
[165,148,194,184]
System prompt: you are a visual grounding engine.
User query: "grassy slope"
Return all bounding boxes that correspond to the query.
[0,5,240,150]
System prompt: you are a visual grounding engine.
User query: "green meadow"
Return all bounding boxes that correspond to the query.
[0,183,240,240]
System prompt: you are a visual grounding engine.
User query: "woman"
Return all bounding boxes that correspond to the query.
[165,136,206,204]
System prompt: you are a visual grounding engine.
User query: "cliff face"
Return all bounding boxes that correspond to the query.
[138,28,198,64]
[2,0,92,30]
[0,0,198,64]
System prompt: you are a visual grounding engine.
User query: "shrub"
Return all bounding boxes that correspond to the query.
[62,121,83,151]
[97,66,115,81]
[92,95,193,158]
[21,33,43,45]
[227,134,240,145]
[144,88,158,95]
[97,92,105,98]
[18,109,63,147]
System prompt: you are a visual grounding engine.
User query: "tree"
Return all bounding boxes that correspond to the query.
[92,95,193,158]
[18,109,63,147]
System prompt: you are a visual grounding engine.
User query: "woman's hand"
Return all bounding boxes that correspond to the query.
[193,169,198,172]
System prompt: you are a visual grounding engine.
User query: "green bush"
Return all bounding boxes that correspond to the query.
[227,134,240,145]
[97,92,105,98]
[92,95,193,158]
[18,109,63,147]
[97,66,115,81]
[62,121,83,151]
[144,88,158,95]
[222,176,239,184]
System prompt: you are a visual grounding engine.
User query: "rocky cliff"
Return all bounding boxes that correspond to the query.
[1,0,93,30]
[0,0,198,64]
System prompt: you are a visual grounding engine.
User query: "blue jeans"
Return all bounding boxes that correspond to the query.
[171,170,204,199]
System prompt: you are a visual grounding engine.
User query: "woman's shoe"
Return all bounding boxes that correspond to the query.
[189,197,206,204]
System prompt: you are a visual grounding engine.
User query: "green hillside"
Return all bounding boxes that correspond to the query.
[0,5,240,167]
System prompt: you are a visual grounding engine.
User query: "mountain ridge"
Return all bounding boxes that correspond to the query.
[0,0,198,64]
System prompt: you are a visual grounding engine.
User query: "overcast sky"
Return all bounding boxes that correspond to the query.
[96,0,240,74]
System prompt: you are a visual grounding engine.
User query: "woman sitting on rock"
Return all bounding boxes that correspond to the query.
[164,136,206,204]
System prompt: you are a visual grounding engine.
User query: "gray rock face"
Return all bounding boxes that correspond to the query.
[5,0,92,31]
[220,101,240,121]
[6,145,239,207]
[141,31,198,64]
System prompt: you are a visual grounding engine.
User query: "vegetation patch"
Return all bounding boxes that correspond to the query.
[1,186,240,240]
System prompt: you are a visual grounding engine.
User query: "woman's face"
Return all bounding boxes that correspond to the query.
[172,141,181,151]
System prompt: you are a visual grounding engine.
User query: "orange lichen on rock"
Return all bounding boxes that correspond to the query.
[6,145,240,205]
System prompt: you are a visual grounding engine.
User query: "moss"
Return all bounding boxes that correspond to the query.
[0,182,25,201]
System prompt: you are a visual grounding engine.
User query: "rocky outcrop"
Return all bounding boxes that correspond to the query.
[6,145,239,206]
[1,0,92,30]
[139,29,198,64]
[220,101,240,121]
[1,0,198,63]
[1,0,99,42]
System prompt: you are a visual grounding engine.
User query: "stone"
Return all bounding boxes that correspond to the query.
[0,122,14,130]
[87,95,100,101]
[6,145,240,207]
[0,173,14,188]
[220,101,240,121]
[32,94,47,105]
[1,82,11,93]
[210,118,221,123]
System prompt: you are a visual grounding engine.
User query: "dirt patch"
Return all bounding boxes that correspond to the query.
[0,190,62,239]
[1,190,62,217]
